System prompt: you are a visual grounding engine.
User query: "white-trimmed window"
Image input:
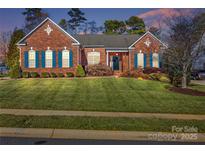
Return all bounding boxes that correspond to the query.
[62,50,70,67]
[45,50,53,68]
[29,50,36,68]
[153,53,159,68]
[138,53,144,68]
[87,52,100,65]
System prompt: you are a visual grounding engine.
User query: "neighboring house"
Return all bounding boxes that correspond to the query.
[17,17,167,75]
[193,51,205,70]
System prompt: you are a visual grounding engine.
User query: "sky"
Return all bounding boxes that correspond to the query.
[0,8,154,32]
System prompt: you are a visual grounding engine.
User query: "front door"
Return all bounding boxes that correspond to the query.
[113,56,119,70]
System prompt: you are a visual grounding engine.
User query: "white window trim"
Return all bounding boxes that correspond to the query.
[45,50,53,68]
[87,52,100,65]
[62,50,70,68]
[28,50,36,68]
[153,53,159,68]
[138,53,144,68]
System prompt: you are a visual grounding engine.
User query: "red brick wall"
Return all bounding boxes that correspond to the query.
[80,47,106,66]
[130,33,162,70]
[19,20,79,75]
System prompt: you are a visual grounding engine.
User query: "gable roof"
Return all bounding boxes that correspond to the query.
[74,34,141,49]
[128,31,168,48]
[17,17,80,45]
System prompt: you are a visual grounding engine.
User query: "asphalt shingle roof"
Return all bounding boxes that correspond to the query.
[74,34,141,48]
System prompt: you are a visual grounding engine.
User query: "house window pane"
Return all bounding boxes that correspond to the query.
[62,50,70,67]
[153,53,159,68]
[87,52,100,65]
[46,50,53,68]
[138,53,144,68]
[29,50,35,68]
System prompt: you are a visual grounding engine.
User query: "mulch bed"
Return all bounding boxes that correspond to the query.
[169,87,205,96]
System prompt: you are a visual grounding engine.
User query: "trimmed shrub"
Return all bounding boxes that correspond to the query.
[149,73,161,80]
[86,64,113,76]
[76,65,85,77]
[41,72,50,78]
[57,73,64,78]
[9,65,20,78]
[143,67,162,74]
[66,72,74,77]
[159,76,171,83]
[22,72,29,78]
[137,77,144,80]
[120,70,130,77]
[30,72,39,78]
[50,72,57,78]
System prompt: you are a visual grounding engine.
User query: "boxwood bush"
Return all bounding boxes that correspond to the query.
[30,72,39,78]
[66,72,74,77]
[22,72,29,78]
[41,72,50,78]
[57,73,64,78]
[50,72,57,78]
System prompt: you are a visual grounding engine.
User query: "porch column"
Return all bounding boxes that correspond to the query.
[106,51,109,66]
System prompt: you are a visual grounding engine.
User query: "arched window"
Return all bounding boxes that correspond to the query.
[28,50,36,68]
[137,52,144,68]
[62,50,70,67]
[87,52,100,65]
[153,53,159,68]
[45,50,53,68]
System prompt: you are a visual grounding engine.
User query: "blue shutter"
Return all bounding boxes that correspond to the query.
[69,50,73,67]
[150,52,153,67]
[134,53,138,69]
[58,51,62,68]
[24,51,28,68]
[158,53,161,68]
[144,53,146,68]
[52,51,56,68]
[35,51,39,68]
[42,51,45,68]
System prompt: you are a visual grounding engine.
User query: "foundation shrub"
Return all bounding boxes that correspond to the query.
[57,73,64,78]
[41,72,50,78]
[86,64,113,76]
[50,72,57,78]
[143,67,162,74]
[76,65,85,77]
[22,72,29,78]
[30,72,39,78]
[66,72,74,77]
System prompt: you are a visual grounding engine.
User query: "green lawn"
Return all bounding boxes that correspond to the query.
[0,78,205,114]
[1,114,205,132]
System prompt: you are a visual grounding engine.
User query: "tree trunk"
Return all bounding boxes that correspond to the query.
[182,72,187,89]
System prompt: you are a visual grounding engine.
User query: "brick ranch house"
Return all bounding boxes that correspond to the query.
[17,17,167,75]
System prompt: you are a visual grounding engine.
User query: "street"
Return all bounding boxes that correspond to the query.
[0,137,205,145]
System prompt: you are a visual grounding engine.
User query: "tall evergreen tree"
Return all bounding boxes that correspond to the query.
[126,16,145,35]
[59,19,68,31]
[67,8,87,33]
[22,8,48,32]
[104,20,126,34]
[6,28,24,78]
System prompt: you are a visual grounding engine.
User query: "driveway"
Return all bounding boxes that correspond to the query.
[191,80,205,85]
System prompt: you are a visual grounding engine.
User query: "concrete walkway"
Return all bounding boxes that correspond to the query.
[1,109,205,120]
[1,127,205,142]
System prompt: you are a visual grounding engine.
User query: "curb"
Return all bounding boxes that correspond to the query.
[1,127,205,142]
[1,109,205,120]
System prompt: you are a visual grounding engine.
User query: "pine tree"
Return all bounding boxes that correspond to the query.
[22,8,49,32]
[67,8,87,33]
[59,19,68,31]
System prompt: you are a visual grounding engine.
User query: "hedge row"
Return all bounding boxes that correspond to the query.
[22,72,74,78]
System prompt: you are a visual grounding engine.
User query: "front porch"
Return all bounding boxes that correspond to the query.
[106,50,129,73]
